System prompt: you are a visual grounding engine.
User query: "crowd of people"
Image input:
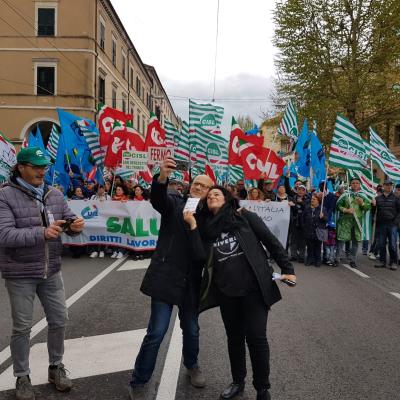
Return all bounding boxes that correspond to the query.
[53,162,400,272]
[2,146,399,400]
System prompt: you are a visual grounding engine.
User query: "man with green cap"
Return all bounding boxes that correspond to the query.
[334,176,371,268]
[0,147,84,400]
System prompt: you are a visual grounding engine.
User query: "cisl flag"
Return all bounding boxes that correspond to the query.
[240,146,285,183]
[104,121,127,167]
[98,104,132,147]
[228,117,263,166]
[144,112,166,150]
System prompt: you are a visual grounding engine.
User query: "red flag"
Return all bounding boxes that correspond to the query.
[205,164,216,184]
[126,122,145,151]
[228,117,264,166]
[240,146,285,184]
[139,166,153,183]
[104,121,127,168]
[86,165,97,181]
[98,105,132,147]
[144,112,166,150]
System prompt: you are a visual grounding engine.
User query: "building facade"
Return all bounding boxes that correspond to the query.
[0,0,178,147]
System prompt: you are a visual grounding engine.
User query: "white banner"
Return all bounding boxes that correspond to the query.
[62,200,160,251]
[63,200,290,251]
[240,201,290,247]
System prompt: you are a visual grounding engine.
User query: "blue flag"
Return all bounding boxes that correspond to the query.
[246,124,259,136]
[28,126,47,154]
[310,132,326,188]
[294,119,311,177]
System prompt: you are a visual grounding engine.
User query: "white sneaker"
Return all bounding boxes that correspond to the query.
[111,251,118,258]
[368,253,376,260]
[116,251,124,259]
[99,251,105,258]
[90,252,98,258]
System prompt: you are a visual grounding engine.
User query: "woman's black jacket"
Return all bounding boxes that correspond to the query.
[188,209,295,313]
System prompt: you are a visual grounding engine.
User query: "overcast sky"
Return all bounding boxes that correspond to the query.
[111,0,278,135]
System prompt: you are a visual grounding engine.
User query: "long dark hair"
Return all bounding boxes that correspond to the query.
[203,185,242,239]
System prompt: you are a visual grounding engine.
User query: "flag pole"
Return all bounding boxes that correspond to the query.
[110,166,117,197]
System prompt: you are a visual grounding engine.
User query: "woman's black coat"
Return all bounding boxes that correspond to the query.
[188,209,295,312]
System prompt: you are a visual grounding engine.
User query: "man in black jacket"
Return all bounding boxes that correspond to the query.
[128,157,213,398]
[373,179,400,270]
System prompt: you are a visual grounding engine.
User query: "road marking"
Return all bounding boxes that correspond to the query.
[156,315,183,400]
[343,264,370,279]
[0,328,146,391]
[0,255,128,366]
[390,292,400,300]
[117,259,150,271]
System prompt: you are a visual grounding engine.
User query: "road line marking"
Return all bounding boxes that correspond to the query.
[390,292,400,300]
[343,264,370,278]
[0,255,128,366]
[117,259,150,271]
[0,328,146,391]
[156,315,182,400]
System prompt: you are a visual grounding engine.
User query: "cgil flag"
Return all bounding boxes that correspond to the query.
[228,117,264,166]
[370,127,400,181]
[277,100,298,139]
[144,112,166,151]
[329,114,368,170]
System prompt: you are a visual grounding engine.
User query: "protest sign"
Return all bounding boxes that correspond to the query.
[240,200,290,247]
[121,150,148,171]
[147,147,174,164]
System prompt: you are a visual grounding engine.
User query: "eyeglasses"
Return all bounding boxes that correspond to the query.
[24,164,49,172]
[192,182,211,190]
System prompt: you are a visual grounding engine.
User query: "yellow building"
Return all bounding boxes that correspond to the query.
[0,0,178,147]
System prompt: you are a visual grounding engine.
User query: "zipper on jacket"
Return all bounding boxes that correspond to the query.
[42,189,53,279]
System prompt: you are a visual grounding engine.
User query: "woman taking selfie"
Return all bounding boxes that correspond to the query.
[183,186,296,400]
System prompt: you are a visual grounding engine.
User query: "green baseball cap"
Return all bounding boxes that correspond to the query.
[17,147,51,166]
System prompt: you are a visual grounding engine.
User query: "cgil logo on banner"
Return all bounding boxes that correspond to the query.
[81,205,99,219]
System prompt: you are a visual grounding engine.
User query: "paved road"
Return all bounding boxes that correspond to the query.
[0,253,399,400]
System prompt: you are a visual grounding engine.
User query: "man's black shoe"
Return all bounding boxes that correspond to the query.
[298,258,305,263]
[289,256,297,261]
[374,263,386,268]
[349,261,358,268]
[256,389,271,400]
[220,382,245,399]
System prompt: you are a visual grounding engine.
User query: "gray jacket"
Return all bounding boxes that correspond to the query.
[0,178,77,279]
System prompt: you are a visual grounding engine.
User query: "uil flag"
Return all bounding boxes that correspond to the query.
[144,112,166,150]
[104,121,128,168]
[97,104,133,147]
[228,117,263,166]
[240,145,285,183]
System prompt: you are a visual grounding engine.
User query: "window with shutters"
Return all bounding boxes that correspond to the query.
[99,19,105,50]
[112,37,117,66]
[112,88,117,109]
[98,76,105,104]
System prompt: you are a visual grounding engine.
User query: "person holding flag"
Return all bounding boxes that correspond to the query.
[334,177,371,268]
